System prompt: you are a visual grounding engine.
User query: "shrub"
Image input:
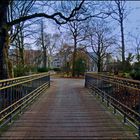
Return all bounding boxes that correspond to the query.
[130,62,140,80]
[14,65,30,77]
[37,67,49,73]
[75,58,86,77]
[53,68,61,72]
[130,70,140,80]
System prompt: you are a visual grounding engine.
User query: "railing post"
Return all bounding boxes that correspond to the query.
[97,92,100,98]
[48,74,50,87]
[123,114,126,123]
[107,96,110,107]
[94,90,97,96]
[19,104,22,114]
[9,87,13,124]
[85,74,87,88]
[107,100,109,107]
[102,92,104,102]
[138,124,140,138]
[113,106,116,114]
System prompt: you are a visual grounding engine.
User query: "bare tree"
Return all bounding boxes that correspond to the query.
[8,1,36,43]
[57,1,112,76]
[9,1,38,77]
[45,33,61,68]
[108,0,128,66]
[36,20,50,68]
[58,43,73,73]
[67,19,89,77]
[0,0,85,79]
[87,20,116,72]
[14,26,25,66]
[129,33,140,62]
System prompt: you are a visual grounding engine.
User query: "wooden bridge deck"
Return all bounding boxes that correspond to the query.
[0,78,137,139]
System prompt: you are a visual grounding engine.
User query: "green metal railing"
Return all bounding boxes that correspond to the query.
[85,73,140,137]
[0,73,50,128]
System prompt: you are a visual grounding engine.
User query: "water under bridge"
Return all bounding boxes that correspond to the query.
[0,73,139,139]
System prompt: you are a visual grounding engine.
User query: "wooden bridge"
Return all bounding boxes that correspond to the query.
[0,73,139,139]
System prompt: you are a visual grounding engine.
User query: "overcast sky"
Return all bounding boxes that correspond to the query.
[25,1,140,56]
[44,1,140,34]
[124,1,140,33]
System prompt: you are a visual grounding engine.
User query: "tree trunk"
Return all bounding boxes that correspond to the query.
[19,48,25,65]
[19,29,25,66]
[97,57,101,72]
[97,39,101,73]
[120,19,125,64]
[43,49,47,68]
[41,21,47,68]
[72,36,77,77]
[0,1,11,79]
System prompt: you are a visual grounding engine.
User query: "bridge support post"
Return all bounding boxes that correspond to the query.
[102,93,104,102]
[85,75,87,87]
[9,87,12,124]
[113,107,116,114]
[107,97,110,107]
[123,114,126,123]
[48,75,50,87]
[138,125,140,138]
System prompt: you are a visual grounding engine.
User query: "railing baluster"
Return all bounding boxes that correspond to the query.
[107,99,110,107]
[85,72,140,138]
[113,106,116,114]
[138,122,140,137]
[102,92,104,102]
[123,114,126,123]
[0,73,50,129]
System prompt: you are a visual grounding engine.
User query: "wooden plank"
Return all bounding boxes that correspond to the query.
[0,78,138,139]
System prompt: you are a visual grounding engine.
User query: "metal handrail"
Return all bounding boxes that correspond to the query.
[85,73,140,137]
[0,73,50,129]
[88,82,140,123]
[87,73,140,90]
[0,83,48,123]
[87,72,140,83]
[0,72,47,83]
[0,73,49,90]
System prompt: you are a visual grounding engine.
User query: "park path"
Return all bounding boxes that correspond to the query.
[0,78,137,139]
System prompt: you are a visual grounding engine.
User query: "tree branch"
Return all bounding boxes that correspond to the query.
[8,0,85,26]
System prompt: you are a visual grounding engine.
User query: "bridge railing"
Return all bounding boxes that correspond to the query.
[0,73,50,128]
[85,73,140,137]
